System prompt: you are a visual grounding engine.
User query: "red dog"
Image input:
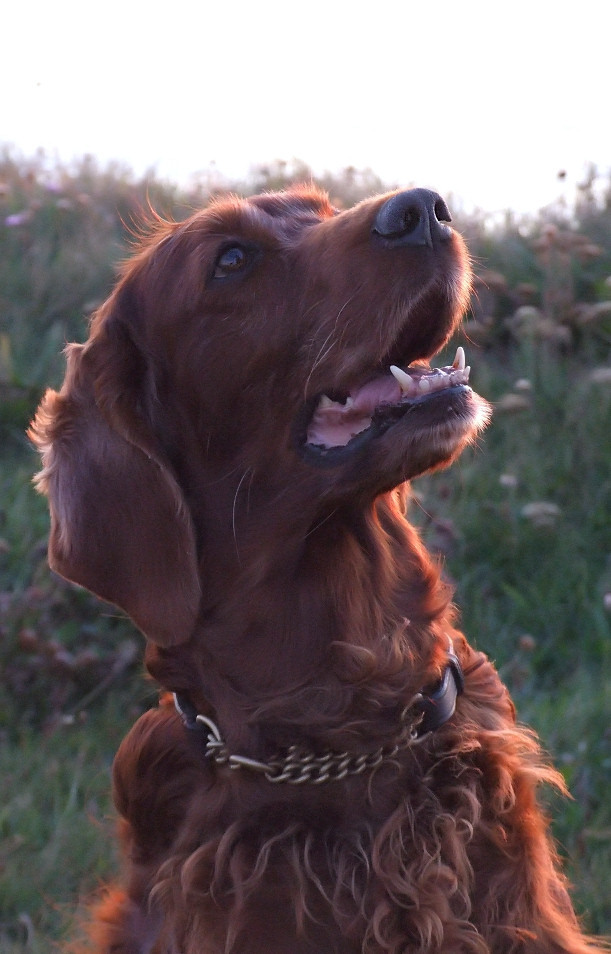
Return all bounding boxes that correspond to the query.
[30,187,603,953]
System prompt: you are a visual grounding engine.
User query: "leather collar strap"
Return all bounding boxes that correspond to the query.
[174,648,463,785]
[417,649,464,734]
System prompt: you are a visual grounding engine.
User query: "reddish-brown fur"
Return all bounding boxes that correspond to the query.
[30,187,605,953]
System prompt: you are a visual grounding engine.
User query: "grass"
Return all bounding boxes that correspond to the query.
[0,692,149,952]
[0,152,610,949]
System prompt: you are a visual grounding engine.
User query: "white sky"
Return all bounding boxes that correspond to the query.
[2,0,609,215]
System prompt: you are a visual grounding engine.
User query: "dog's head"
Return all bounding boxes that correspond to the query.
[29,186,490,646]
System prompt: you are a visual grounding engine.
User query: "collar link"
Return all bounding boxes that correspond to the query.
[174,647,463,785]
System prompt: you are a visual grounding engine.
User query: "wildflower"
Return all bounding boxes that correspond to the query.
[5,209,33,226]
[495,393,531,413]
[499,473,518,489]
[506,307,571,345]
[588,367,611,386]
[506,305,542,336]
[520,502,561,527]
[576,301,611,325]
[515,283,538,304]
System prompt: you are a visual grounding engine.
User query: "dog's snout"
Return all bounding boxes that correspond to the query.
[372,189,452,248]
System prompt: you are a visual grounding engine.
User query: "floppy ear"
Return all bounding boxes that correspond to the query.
[29,306,201,648]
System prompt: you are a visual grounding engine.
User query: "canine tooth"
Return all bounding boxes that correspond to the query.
[390,365,413,393]
[318,394,336,409]
[452,346,466,371]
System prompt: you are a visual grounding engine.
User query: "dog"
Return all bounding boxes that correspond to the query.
[29,186,604,953]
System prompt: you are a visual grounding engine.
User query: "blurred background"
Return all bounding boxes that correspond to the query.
[1,1,609,950]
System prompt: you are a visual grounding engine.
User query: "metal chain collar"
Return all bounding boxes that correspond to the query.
[193,707,425,785]
[174,646,463,786]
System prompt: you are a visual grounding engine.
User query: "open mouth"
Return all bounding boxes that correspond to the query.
[305,346,471,452]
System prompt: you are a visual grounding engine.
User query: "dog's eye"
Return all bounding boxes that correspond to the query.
[213,245,249,279]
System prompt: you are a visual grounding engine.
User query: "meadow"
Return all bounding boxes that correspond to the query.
[0,150,609,951]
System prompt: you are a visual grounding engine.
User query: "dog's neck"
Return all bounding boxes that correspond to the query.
[146,490,455,754]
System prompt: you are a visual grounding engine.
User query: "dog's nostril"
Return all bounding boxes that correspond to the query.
[372,189,452,248]
[400,206,422,237]
[434,198,452,224]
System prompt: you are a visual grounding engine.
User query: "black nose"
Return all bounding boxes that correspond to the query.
[372,188,452,248]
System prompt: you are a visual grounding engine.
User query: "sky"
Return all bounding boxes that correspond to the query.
[3,0,609,216]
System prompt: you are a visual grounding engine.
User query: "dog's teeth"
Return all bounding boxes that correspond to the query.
[452,346,466,371]
[390,365,413,393]
[464,365,471,380]
[318,394,336,409]
[418,376,431,393]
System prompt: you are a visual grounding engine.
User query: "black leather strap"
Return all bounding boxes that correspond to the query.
[174,691,199,729]
[416,651,464,736]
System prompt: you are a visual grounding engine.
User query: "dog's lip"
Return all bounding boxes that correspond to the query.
[304,347,470,451]
[298,383,475,467]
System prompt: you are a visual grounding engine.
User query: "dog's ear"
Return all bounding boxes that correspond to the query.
[28,291,201,647]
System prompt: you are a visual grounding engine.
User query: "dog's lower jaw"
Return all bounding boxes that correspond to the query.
[400,386,492,473]
[309,386,492,501]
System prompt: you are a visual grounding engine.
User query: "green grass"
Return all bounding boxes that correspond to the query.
[1,153,610,949]
[0,691,150,952]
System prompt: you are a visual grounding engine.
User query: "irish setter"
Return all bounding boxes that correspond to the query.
[30,186,604,953]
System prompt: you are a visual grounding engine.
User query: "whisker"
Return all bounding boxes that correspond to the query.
[232,468,253,562]
[303,290,361,398]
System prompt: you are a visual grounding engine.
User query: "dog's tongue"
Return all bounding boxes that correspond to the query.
[305,376,404,449]
[350,376,402,413]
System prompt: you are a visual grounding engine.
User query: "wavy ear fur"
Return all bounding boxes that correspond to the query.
[29,294,201,647]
